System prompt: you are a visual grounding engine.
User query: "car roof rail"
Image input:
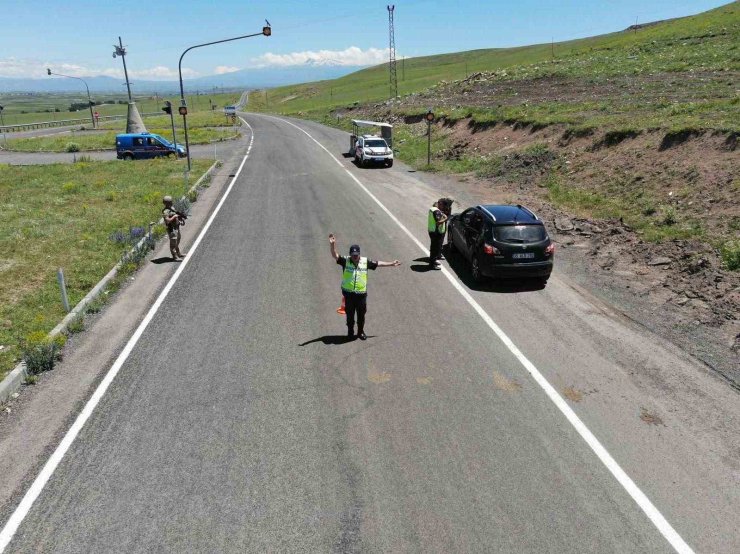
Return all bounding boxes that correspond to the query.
[517,204,539,220]
[477,205,496,221]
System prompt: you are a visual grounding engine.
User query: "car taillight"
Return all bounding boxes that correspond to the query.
[545,243,555,256]
[483,243,499,255]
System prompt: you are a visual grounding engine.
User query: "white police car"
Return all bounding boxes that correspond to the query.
[354,135,394,168]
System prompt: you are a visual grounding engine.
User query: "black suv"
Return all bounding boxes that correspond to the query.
[447,204,554,284]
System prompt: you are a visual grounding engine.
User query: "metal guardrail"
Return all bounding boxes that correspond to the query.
[0,112,162,134]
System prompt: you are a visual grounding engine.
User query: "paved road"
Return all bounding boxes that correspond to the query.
[3,114,738,552]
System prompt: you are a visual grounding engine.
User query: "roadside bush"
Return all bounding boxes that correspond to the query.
[61,181,81,194]
[67,314,85,334]
[720,240,740,271]
[84,297,106,314]
[65,142,80,153]
[661,206,678,226]
[21,332,66,375]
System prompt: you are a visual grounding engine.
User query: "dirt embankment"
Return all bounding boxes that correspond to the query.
[454,121,739,383]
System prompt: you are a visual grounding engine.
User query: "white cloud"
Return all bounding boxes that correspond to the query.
[0,58,50,78]
[0,57,197,81]
[214,65,240,74]
[249,46,389,68]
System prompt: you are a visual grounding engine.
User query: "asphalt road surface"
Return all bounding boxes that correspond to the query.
[2,114,738,553]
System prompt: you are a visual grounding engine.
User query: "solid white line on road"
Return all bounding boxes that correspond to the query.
[264,114,695,554]
[0,119,257,552]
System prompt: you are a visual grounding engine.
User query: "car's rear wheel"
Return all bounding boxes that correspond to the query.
[122,153,134,161]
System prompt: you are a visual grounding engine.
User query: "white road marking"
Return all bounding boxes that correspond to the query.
[264,114,695,554]
[0,119,256,552]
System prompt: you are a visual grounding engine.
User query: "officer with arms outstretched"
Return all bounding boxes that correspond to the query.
[329,234,401,340]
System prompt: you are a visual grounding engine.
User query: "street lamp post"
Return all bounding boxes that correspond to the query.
[178,23,271,170]
[0,105,7,146]
[425,109,434,166]
[46,69,96,128]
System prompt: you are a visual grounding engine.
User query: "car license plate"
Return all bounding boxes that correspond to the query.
[512,252,535,259]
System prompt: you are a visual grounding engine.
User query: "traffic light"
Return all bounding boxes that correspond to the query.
[162,103,172,115]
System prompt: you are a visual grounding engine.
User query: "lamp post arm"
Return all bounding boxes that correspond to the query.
[49,72,95,127]
[177,28,269,171]
[178,31,266,100]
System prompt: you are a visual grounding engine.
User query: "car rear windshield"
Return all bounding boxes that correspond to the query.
[365,140,387,148]
[492,224,547,243]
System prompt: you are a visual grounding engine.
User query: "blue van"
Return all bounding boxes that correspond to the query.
[116,133,186,160]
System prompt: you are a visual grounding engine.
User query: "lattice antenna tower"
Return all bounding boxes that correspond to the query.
[388,5,398,100]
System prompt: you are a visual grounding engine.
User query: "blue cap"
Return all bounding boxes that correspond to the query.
[349,244,360,255]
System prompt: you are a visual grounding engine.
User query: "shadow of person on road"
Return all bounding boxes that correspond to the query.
[410,256,438,273]
[299,335,357,346]
[150,257,181,264]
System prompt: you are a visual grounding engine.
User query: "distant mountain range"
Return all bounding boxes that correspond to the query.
[0,64,365,94]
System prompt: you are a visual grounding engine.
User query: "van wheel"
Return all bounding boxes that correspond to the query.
[123,153,134,161]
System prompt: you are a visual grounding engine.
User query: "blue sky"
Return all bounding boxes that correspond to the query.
[0,0,730,80]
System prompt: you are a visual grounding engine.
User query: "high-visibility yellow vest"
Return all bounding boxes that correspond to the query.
[341,257,368,293]
[428,207,446,234]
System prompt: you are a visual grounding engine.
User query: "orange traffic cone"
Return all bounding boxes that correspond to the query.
[336,296,346,315]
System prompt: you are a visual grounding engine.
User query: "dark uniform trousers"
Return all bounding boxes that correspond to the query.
[429,232,444,264]
[342,290,367,333]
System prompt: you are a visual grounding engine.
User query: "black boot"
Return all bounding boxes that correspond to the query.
[358,329,367,341]
[347,327,355,339]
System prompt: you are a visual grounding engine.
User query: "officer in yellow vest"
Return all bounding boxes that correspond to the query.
[428,198,450,269]
[329,234,401,340]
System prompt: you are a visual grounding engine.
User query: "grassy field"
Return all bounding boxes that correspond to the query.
[5,126,240,152]
[0,159,214,380]
[0,92,241,126]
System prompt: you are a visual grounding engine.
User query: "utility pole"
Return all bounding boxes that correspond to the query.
[402,56,405,81]
[387,5,398,100]
[551,37,554,59]
[113,37,133,102]
[0,105,7,146]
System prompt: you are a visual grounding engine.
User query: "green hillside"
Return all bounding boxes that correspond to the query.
[250,1,738,132]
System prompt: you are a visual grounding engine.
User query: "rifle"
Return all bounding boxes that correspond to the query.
[163,207,188,227]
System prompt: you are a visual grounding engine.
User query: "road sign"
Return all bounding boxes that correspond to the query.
[178,106,188,116]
